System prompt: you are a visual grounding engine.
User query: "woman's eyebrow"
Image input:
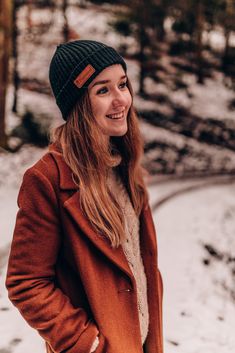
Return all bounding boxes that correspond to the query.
[91,75,127,88]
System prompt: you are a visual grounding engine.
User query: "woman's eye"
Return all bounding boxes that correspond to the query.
[96,87,108,95]
[119,81,127,89]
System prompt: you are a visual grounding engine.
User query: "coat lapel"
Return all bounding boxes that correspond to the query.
[63,191,133,279]
[49,147,133,280]
[139,205,158,264]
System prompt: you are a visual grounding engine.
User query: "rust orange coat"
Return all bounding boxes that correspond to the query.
[6,145,163,353]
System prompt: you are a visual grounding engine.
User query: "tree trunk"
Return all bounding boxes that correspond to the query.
[62,0,69,42]
[222,29,231,71]
[156,17,165,42]
[137,0,147,96]
[12,0,19,113]
[155,0,166,42]
[138,25,146,96]
[26,0,33,29]
[222,0,234,72]
[0,0,12,149]
[195,0,204,84]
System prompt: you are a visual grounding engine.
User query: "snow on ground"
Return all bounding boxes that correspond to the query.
[140,119,235,176]
[0,148,46,353]
[189,75,235,121]
[0,145,46,191]
[141,64,235,122]
[0,268,44,353]
[152,183,235,353]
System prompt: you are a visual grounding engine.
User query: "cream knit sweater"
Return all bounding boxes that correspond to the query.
[90,167,149,352]
[107,168,149,344]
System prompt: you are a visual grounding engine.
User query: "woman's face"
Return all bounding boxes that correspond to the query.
[88,64,132,138]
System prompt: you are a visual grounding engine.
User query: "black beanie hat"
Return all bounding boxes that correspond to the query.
[49,40,127,120]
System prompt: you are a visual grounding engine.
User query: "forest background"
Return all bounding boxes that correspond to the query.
[0,1,235,353]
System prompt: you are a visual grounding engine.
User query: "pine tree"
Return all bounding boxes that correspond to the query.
[0,0,12,149]
[110,0,169,95]
[220,0,235,72]
[62,0,69,42]
[12,0,20,113]
[171,0,209,83]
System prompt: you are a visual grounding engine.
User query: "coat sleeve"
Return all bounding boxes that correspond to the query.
[5,167,99,353]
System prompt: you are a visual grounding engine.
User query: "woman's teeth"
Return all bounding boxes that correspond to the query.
[106,112,124,120]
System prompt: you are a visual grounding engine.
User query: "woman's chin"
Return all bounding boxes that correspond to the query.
[110,123,128,137]
[111,128,128,137]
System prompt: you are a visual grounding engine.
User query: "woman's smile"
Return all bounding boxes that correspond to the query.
[106,110,125,120]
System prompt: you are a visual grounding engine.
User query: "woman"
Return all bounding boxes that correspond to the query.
[6,40,163,353]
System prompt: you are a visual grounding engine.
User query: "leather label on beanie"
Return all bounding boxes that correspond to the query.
[73,64,95,88]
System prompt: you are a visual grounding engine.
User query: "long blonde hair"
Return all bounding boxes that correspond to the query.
[52,79,148,248]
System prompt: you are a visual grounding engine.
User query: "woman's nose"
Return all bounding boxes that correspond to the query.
[112,90,126,107]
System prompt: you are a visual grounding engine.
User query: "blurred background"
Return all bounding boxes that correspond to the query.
[0,1,235,352]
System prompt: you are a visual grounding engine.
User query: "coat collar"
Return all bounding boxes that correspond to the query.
[48,143,157,281]
[49,143,77,190]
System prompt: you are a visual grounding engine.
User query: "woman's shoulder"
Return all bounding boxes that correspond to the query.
[22,143,75,190]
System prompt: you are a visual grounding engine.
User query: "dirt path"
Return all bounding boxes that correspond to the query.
[149,174,235,210]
